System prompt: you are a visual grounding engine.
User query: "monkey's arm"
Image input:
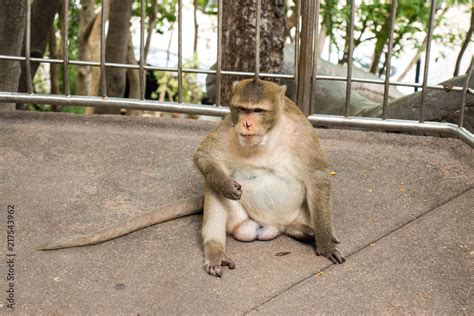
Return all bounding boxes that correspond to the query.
[192,123,242,201]
[305,170,345,264]
[39,196,203,250]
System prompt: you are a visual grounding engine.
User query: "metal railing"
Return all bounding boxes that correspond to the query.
[0,0,472,147]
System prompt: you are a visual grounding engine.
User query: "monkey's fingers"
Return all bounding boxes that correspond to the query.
[223,180,243,200]
[233,180,242,191]
[332,235,341,244]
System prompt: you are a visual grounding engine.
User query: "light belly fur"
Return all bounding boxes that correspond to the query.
[232,167,305,225]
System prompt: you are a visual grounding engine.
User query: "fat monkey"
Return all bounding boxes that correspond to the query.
[194,79,344,276]
[41,79,344,277]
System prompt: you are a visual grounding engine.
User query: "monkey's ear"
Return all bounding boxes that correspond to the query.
[280,85,287,96]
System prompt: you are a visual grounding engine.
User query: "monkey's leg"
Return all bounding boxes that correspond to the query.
[306,171,345,264]
[284,223,315,244]
[202,189,235,277]
[284,223,340,245]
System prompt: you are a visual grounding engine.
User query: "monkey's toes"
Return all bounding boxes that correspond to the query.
[204,253,236,277]
[316,247,345,264]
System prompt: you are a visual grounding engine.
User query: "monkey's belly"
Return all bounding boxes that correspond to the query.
[233,168,305,225]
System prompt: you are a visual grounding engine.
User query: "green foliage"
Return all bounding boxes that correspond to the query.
[131,0,217,35]
[132,0,177,34]
[321,0,471,73]
[151,59,204,104]
[60,106,86,114]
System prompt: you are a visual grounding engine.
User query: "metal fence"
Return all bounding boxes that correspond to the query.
[0,0,472,147]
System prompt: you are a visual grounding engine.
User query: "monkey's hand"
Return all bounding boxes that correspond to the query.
[208,176,242,200]
[204,249,236,278]
[222,179,242,200]
[315,243,345,264]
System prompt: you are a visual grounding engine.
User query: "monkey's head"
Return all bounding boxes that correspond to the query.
[229,79,286,147]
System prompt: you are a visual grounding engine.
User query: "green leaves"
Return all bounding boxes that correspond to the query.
[321,0,469,75]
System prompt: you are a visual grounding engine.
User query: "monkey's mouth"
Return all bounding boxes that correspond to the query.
[238,134,263,146]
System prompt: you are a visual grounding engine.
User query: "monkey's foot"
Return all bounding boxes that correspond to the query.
[204,250,236,278]
[315,246,345,264]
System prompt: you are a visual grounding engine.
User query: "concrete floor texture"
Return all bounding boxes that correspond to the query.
[0,111,472,315]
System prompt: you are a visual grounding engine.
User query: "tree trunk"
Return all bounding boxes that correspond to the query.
[77,0,96,96]
[144,0,157,63]
[18,0,62,95]
[219,0,286,106]
[0,0,27,112]
[95,0,133,114]
[369,30,389,74]
[317,24,327,57]
[83,12,104,115]
[193,0,199,57]
[453,7,473,76]
[15,0,61,110]
[125,31,143,116]
[48,25,61,111]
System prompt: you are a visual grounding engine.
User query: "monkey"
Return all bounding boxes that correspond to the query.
[193,78,344,277]
[40,78,344,278]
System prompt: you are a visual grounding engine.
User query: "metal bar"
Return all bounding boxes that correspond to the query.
[139,0,146,100]
[308,114,474,147]
[62,0,70,95]
[25,0,32,94]
[459,57,473,128]
[2,53,473,91]
[0,54,297,77]
[293,0,301,101]
[177,0,183,103]
[0,92,229,117]
[185,69,294,78]
[310,0,321,114]
[100,0,107,97]
[382,0,397,119]
[296,0,315,115]
[419,0,436,122]
[0,90,472,147]
[344,0,355,117]
[216,0,223,106]
[255,0,261,79]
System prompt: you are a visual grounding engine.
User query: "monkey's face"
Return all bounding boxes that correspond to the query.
[230,102,276,147]
[230,79,285,147]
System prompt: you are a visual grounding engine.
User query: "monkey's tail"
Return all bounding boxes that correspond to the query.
[39,196,204,251]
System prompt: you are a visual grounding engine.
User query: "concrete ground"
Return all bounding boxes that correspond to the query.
[0,111,472,315]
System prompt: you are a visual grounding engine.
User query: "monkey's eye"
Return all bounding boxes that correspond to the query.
[253,108,265,113]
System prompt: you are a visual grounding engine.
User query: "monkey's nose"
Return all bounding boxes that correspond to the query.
[243,121,252,129]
